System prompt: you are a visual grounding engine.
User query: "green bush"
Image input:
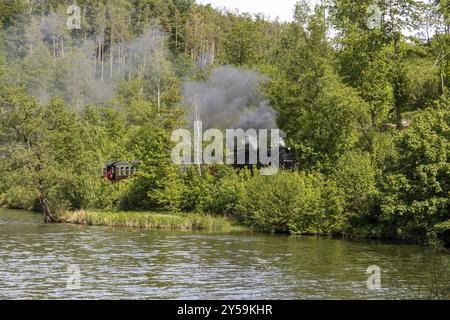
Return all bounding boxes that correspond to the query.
[332,150,378,232]
[181,167,215,213]
[235,172,344,234]
[378,104,450,244]
[148,164,187,213]
[207,166,251,215]
[0,185,36,210]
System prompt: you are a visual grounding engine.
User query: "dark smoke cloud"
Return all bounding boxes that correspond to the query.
[183,66,280,131]
[234,105,278,130]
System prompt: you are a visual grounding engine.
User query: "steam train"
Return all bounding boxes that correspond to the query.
[103,161,140,182]
[278,146,299,169]
[104,146,298,181]
[232,144,299,171]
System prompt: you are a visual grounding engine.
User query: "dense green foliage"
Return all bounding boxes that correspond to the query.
[0,0,449,245]
[378,101,450,244]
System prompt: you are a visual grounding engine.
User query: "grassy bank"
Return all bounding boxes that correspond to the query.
[62,210,246,232]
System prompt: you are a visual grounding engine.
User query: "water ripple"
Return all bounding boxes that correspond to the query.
[0,209,449,300]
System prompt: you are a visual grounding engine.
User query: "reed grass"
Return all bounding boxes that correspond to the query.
[63,210,245,232]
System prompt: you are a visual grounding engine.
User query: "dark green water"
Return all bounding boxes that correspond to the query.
[0,209,449,300]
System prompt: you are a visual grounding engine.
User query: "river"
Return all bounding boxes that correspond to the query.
[0,209,449,300]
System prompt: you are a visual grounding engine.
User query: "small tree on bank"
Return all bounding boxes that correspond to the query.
[0,88,84,222]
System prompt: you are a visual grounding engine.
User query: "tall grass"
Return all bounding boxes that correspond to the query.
[63,210,244,232]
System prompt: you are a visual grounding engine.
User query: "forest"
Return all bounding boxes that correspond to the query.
[0,0,449,246]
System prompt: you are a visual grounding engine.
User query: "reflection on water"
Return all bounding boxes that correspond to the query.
[0,209,449,300]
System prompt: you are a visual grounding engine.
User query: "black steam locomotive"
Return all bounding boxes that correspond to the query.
[232,143,299,171]
[279,146,299,169]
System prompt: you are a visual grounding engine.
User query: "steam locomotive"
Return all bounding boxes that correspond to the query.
[103,146,298,181]
[232,143,299,171]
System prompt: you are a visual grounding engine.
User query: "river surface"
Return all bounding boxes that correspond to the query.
[0,209,449,300]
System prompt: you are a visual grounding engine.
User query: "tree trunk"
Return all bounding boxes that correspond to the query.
[393,33,403,130]
[175,22,178,50]
[95,37,100,80]
[157,82,161,115]
[52,36,56,61]
[110,45,114,80]
[396,108,403,130]
[101,40,104,81]
[39,191,56,223]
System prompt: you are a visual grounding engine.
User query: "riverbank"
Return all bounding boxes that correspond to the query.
[62,210,246,232]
